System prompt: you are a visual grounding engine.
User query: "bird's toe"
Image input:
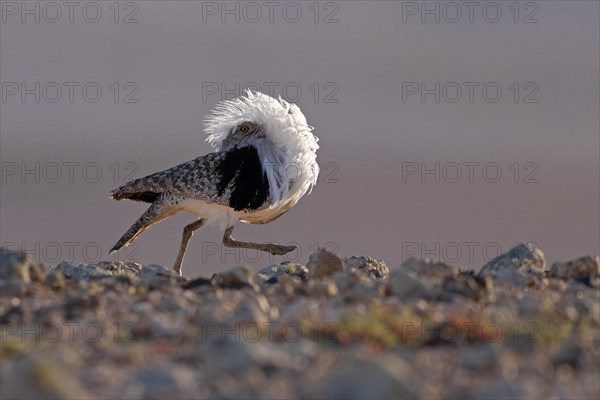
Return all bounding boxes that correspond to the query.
[270,244,296,255]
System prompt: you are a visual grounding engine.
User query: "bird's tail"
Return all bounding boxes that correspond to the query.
[110,202,172,253]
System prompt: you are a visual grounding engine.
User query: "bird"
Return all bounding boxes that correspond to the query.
[109,90,319,276]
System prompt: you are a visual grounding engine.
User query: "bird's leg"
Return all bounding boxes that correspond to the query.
[110,202,173,254]
[222,225,296,256]
[173,219,206,276]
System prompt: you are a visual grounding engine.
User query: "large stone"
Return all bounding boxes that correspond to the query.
[343,256,389,279]
[54,261,109,279]
[307,248,344,279]
[435,273,486,301]
[211,266,258,290]
[137,264,181,288]
[254,262,309,285]
[182,275,214,290]
[386,270,431,298]
[549,256,599,282]
[402,258,455,277]
[479,242,545,278]
[333,271,384,302]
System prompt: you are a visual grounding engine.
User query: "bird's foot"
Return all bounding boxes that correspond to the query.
[172,263,183,277]
[266,244,297,256]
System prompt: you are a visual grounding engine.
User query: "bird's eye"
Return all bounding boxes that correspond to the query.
[239,125,250,133]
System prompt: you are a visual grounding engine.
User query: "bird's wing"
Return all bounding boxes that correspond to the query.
[110,147,270,211]
[110,152,227,203]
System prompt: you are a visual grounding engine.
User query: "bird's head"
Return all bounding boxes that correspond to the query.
[221,120,263,151]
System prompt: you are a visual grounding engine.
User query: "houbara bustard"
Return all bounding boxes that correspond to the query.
[109,90,319,276]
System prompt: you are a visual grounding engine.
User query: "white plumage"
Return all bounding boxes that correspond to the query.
[205,90,319,211]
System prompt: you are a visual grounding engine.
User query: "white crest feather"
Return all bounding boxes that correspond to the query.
[204,90,319,211]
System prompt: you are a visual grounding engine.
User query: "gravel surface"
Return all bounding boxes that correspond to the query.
[1,244,599,399]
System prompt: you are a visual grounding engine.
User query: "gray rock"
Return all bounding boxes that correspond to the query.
[440,274,485,300]
[137,264,181,288]
[139,263,172,275]
[182,275,214,290]
[402,257,455,277]
[486,267,532,286]
[307,248,344,279]
[549,256,600,282]
[211,266,257,290]
[47,260,166,287]
[254,262,308,285]
[386,270,431,298]
[333,271,384,302]
[54,261,109,279]
[400,259,466,300]
[479,242,545,278]
[343,256,389,279]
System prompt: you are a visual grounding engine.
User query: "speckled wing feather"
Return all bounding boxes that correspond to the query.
[110,152,230,205]
[110,147,270,212]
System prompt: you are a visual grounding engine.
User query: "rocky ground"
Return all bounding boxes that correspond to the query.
[0,243,599,399]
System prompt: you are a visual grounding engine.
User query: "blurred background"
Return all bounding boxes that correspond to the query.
[1,1,598,276]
